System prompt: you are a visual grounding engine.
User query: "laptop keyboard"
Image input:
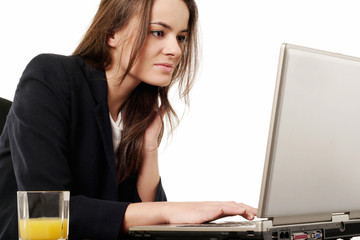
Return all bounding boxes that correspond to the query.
[179,221,256,228]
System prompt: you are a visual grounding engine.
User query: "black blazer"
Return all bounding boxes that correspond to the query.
[0,97,12,133]
[0,54,166,240]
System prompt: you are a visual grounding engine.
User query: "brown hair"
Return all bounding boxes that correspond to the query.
[73,0,198,183]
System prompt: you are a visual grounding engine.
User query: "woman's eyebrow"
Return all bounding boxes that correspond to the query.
[150,22,188,33]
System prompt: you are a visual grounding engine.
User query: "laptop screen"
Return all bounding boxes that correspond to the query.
[258,44,360,221]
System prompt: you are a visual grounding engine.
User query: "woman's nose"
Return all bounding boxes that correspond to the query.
[162,36,182,58]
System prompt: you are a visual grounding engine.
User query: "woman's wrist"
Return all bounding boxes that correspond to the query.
[143,144,158,153]
[122,202,170,232]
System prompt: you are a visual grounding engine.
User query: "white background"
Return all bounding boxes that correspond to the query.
[1,0,360,214]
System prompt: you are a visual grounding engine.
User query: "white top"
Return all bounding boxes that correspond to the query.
[109,112,123,153]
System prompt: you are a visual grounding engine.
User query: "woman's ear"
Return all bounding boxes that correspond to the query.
[107,31,118,48]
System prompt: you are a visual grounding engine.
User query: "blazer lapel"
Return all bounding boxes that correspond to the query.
[83,62,117,186]
[94,102,117,181]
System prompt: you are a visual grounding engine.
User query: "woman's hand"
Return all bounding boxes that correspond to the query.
[164,201,257,224]
[123,201,257,232]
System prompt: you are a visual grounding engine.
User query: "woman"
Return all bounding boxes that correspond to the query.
[0,0,257,239]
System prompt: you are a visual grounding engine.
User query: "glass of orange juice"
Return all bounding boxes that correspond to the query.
[17,191,69,240]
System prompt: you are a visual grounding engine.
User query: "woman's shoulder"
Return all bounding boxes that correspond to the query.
[25,53,84,73]
[20,54,95,88]
[16,54,91,100]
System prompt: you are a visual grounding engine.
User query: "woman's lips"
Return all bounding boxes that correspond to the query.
[155,63,174,73]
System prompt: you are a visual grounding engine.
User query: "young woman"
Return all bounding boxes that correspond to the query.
[0,0,257,239]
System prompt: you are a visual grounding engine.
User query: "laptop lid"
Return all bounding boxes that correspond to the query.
[258,43,360,225]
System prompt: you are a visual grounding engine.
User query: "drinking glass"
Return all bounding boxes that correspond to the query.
[17,191,69,240]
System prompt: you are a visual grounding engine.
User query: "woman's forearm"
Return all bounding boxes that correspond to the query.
[136,147,160,202]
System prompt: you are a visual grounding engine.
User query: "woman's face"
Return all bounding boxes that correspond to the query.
[108,0,190,87]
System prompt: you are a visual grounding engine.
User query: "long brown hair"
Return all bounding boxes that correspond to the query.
[73,0,199,183]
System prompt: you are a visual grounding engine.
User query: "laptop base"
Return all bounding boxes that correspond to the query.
[129,220,360,240]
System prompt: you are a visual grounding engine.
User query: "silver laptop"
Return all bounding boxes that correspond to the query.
[129,43,360,239]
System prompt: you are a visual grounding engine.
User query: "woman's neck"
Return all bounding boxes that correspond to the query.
[106,67,140,122]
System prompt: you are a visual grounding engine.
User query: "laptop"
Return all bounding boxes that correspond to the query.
[129,43,360,239]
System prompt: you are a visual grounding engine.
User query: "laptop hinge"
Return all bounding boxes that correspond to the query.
[350,211,360,219]
[271,213,331,226]
[331,213,349,222]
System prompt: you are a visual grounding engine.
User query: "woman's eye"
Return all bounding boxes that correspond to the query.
[177,35,187,43]
[151,31,164,38]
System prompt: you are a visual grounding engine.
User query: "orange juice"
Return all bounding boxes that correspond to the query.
[19,218,68,240]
